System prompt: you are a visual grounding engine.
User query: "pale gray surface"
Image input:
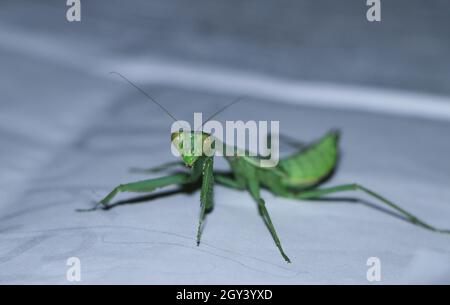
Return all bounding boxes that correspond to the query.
[0,1,450,284]
[1,82,450,284]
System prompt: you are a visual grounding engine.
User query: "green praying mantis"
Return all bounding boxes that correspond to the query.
[91,72,450,263]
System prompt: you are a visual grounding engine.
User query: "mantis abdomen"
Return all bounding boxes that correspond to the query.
[225,131,339,192]
[278,131,339,188]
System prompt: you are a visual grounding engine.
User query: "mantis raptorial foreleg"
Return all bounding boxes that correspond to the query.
[197,157,214,245]
[99,173,193,207]
[287,183,450,234]
[247,179,291,263]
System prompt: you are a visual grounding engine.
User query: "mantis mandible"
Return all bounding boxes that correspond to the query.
[92,73,450,263]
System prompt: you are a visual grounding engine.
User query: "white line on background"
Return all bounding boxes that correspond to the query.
[2,25,450,121]
[106,58,450,121]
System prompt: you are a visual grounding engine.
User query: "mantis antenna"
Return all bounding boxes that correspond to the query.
[199,96,245,130]
[110,71,179,123]
[110,71,243,132]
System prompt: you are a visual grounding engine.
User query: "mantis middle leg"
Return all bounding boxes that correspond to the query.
[247,178,291,263]
[215,172,246,190]
[99,173,195,207]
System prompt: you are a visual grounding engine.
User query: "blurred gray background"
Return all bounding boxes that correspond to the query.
[0,1,449,284]
[2,0,450,93]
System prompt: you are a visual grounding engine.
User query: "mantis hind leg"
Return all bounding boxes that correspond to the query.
[287,183,450,234]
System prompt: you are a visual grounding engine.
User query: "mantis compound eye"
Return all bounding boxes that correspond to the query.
[202,135,215,157]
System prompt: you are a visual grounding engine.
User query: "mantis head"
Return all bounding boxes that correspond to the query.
[171,131,215,167]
